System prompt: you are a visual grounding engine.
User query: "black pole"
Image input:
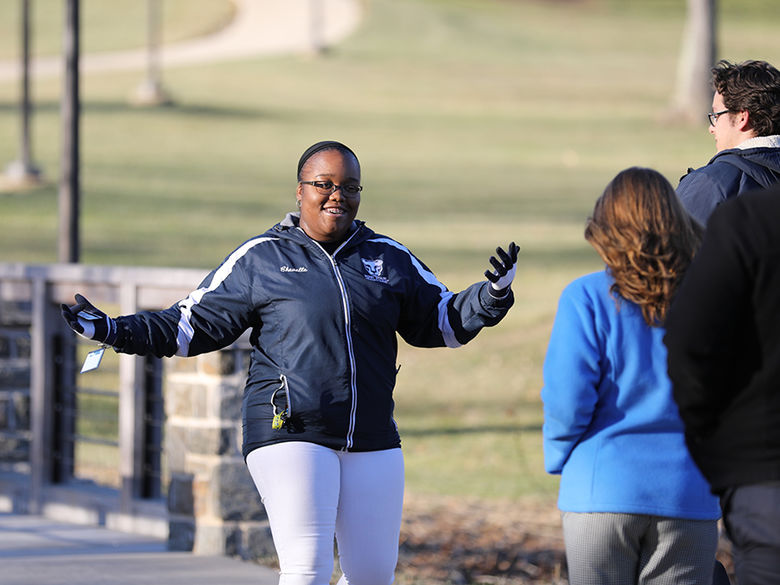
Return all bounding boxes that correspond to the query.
[59,0,79,263]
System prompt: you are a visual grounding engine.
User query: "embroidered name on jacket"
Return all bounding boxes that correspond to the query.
[361,258,389,283]
[280,265,308,273]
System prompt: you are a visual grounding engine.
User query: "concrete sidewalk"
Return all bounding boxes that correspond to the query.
[0,513,279,585]
[0,0,362,83]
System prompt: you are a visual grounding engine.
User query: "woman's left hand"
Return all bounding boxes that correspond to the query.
[484,242,519,296]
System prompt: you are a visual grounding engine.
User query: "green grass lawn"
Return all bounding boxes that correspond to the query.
[0,0,235,59]
[2,0,780,507]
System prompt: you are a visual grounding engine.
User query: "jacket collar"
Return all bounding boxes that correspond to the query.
[735,135,780,150]
[272,212,371,249]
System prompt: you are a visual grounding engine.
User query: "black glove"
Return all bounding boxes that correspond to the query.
[61,294,118,345]
[484,242,519,296]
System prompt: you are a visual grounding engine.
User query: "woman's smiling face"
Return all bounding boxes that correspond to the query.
[296,148,361,243]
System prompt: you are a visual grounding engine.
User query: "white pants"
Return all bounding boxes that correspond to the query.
[246,442,404,585]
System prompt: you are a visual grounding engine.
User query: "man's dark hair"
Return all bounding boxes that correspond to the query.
[712,59,780,136]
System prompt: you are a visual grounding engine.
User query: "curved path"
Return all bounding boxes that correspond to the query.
[0,0,362,83]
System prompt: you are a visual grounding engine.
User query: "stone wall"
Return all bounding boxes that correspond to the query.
[165,343,274,560]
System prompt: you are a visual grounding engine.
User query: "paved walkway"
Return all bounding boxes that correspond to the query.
[0,512,279,585]
[0,0,362,82]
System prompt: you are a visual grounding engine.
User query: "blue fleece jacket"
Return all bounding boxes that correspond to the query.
[541,270,719,519]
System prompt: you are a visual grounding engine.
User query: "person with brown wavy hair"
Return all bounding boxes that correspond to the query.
[585,166,702,327]
[542,167,722,585]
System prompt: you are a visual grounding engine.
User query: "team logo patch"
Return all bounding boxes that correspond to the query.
[361,258,389,283]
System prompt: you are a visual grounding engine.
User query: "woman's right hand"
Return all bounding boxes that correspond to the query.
[61,294,118,345]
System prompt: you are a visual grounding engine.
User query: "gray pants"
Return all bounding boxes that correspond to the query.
[562,512,719,585]
[721,481,780,585]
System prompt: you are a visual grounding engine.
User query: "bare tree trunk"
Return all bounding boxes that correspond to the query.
[4,0,42,185]
[59,0,79,263]
[308,0,325,55]
[19,0,35,172]
[132,0,172,106]
[669,0,717,124]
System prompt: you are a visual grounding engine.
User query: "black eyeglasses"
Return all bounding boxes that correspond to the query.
[707,109,730,126]
[299,180,363,197]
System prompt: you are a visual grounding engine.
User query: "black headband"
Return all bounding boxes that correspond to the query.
[297,141,359,178]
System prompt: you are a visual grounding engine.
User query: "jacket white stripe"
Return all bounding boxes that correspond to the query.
[369,237,460,348]
[175,236,277,356]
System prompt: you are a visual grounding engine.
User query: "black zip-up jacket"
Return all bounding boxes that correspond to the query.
[113,213,514,457]
[665,188,780,493]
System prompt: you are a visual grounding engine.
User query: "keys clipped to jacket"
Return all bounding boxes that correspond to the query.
[272,407,288,430]
[271,377,289,430]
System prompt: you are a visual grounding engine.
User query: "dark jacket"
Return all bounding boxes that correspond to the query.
[113,213,514,457]
[676,146,780,226]
[664,188,780,494]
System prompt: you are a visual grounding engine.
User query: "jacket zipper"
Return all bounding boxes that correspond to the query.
[311,231,360,450]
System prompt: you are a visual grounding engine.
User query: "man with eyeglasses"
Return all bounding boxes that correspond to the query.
[676,59,780,226]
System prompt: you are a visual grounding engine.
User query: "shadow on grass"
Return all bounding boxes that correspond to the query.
[401,422,541,437]
[0,99,268,120]
[408,244,599,274]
